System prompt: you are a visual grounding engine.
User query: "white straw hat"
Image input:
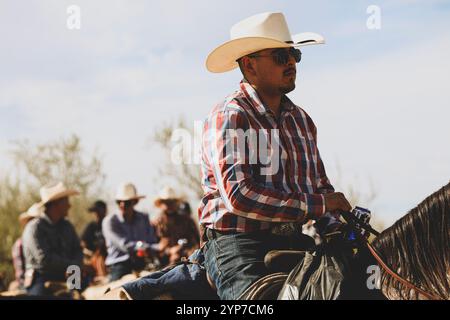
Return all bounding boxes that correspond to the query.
[38,182,79,207]
[154,186,180,206]
[206,12,325,73]
[115,182,146,201]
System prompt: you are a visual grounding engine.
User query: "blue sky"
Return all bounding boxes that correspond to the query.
[1,0,449,226]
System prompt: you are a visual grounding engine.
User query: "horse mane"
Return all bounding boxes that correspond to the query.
[372,181,450,299]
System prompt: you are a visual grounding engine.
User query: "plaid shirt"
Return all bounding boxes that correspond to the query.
[198,80,334,233]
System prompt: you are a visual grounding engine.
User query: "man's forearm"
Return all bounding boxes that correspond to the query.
[219,179,326,222]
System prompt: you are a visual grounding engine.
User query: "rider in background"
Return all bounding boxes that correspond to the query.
[22,183,84,297]
[153,187,200,266]
[10,203,43,292]
[81,200,108,277]
[102,183,158,281]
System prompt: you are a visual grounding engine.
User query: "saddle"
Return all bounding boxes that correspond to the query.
[264,250,306,274]
[237,249,306,300]
[239,231,368,300]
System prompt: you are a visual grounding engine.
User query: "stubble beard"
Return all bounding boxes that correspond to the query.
[279,82,296,95]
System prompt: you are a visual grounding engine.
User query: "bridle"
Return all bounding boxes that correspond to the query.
[340,211,442,300]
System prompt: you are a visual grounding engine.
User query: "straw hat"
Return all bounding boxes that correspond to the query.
[19,203,44,224]
[206,12,325,73]
[115,182,145,201]
[154,186,180,207]
[38,182,79,207]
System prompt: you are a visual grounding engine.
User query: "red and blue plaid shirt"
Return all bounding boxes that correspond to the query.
[198,80,334,233]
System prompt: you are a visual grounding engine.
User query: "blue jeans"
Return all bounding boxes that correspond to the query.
[122,249,217,300]
[203,229,310,300]
[26,272,89,298]
[26,274,50,297]
[109,261,133,282]
[109,258,146,281]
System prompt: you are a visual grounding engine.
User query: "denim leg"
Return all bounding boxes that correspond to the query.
[204,232,270,300]
[26,275,49,297]
[109,260,132,281]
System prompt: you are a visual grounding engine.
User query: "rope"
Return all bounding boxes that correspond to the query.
[238,273,287,300]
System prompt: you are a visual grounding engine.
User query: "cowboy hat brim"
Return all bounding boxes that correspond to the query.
[154,197,180,207]
[19,203,44,222]
[206,32,325,73]
[19,212,40,223]
[115,195,146,201]
[38,189,80,207]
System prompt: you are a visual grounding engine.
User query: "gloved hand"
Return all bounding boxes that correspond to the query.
[314,211,344,236]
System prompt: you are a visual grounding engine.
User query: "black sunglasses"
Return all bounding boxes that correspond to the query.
[248,47,302,65]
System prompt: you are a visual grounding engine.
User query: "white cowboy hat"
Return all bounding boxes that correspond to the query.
[38,182,79,207]
[115,182,145,201]
[19,203,44,223]
[206,12,325,73]
[153,186,180,206]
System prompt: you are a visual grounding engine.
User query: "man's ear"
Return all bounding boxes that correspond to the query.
[241,56,257,78]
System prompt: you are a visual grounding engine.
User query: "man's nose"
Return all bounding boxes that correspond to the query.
[287,53,296,66]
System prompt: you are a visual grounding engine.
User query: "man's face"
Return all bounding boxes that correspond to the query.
[53,197,71,219]
[95,207,107,222]
[246,47,298,95]
[159,199,179,214]
[117,199,137,216]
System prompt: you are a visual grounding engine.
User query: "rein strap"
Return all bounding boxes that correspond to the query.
[367,243,441,300]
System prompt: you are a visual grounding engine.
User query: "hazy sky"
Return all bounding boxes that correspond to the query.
[1,0,449,225]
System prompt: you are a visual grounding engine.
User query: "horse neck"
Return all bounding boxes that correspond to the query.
[370,205,449,300]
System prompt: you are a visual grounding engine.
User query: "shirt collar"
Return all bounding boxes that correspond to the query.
[239,79,295,116]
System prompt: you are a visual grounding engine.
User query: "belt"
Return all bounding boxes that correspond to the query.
[204,228,271,241]
[205,228,238,240]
